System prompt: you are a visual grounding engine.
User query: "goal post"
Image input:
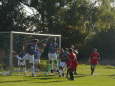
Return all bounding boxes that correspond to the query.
[0,31,61,74]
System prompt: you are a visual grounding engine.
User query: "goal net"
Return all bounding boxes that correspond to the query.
[0,31,61,75]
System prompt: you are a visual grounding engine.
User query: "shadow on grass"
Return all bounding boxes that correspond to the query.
[75,73,89,78]
[31,74,56,80]
[103,74,115,79]
[0,80,29,83]
[32,80,65,83]
[0,73,89,84]
[33,77,54,80]
[103,66,115,69]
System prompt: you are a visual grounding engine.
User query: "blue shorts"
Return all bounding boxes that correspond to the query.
[91,64,96,67]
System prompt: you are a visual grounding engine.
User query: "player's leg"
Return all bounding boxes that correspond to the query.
[27,54,35,76]
[66,68,69,79]
[17,59,20,72]
[48,53,53,72]
[93,64,96,74]
[32,55,35,76]
[62,62,66,77]
[21,59,26,73]
[34,51,41,73]
[16,55,21,72]
[68,69,74,80]
[58,61,64,77]
[23,53,30,72]
[67,68,74,80]
[91,64,96,75]
[91,64,93,75]
[34,59,40,72]
[60,62,65,77]
[47,60,51,73]
[58,66,63,77]
[21,60,26,74]
[53,53,58,72]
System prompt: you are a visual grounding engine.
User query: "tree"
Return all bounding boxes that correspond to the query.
[30,0,71,33]
[0,0,38,32]
[0,0,21,31]
[93,0,115,31]
[0,0,115,48]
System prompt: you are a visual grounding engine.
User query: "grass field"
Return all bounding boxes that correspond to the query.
[0,64,115,86]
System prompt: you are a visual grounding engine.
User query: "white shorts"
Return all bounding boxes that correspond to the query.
[16,55,26,66]
[59,62,66,68]
[23,53,34,64]
[23,53,40,64]
[34,59,40,64]
[18,60,26,66]
[48,53,57,61]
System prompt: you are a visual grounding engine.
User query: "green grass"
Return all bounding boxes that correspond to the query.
[0,64,115,86]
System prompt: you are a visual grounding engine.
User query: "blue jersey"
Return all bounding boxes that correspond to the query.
[16,52,25,60]
[48,42,57,53]
[27,43,41,59]
[19,52,25,58]
[27,44,38,54]
[34,50,41,59]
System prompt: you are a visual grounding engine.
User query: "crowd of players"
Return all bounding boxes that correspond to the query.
[16,39,100,80]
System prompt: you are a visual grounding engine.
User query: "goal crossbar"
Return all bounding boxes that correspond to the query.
[11,31,61,37]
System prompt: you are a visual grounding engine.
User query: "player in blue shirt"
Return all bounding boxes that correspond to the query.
[24,39,41,76]
[16,51,26,72]
[48,39,58,73]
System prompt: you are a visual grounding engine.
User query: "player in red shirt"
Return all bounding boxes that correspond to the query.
[66,48,77,80]
[89,48,100,75]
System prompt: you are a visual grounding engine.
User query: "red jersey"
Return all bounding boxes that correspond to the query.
[68,52,76,61]
[66,60,77,71]
[67,52,78,70]
[90,52,100,64]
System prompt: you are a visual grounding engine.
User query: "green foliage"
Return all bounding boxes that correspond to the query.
[85,29,115,60]
[0,0,21,31]
[0,0,115,48]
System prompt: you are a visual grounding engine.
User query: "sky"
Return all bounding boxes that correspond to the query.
[21,3,38,16]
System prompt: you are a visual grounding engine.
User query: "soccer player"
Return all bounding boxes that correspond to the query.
[48,39,58,73]
[16,51,26,72]
[66,48,77,80]
[58,48,68,77]
[89,48,100,75]
[24,39,41,76]
[70,45,79,74]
